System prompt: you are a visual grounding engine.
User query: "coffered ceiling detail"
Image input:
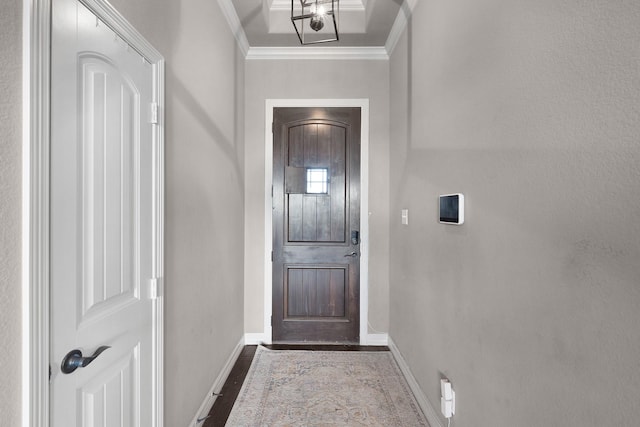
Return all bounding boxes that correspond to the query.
[220,0,417,58]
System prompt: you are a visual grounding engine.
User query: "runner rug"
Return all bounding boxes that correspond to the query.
[225,346,430,426]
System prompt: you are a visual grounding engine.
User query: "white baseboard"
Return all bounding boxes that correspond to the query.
[388,337,444,427]
[364,333,389,346]
[189,336,245,427]
[244,333,267,345]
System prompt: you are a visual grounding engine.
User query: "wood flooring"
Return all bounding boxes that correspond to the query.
[202,344,390,426]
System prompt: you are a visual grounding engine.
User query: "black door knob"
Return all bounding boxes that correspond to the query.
[61,346,111,374]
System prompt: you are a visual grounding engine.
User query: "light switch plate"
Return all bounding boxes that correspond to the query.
[401,209,409,225]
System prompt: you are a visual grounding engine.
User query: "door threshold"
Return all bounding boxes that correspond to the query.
[264,343,389,351]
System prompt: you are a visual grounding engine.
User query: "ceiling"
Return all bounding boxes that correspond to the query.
[229,0,404,48]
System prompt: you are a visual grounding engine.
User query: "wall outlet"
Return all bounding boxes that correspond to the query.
[441,379,452,400]
[440,379,456,418]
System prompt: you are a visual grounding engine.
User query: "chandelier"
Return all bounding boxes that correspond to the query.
[291,0,339,45]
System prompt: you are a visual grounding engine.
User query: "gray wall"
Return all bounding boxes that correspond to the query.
[243,59,390,336]
[389,1,640,426]
[0,1,22,425]
[86,1,246,425]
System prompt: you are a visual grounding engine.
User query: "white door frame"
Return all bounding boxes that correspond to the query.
[22,1,165,425]
[263,99,374,345]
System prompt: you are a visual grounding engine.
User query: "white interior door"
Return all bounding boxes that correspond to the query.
[50,0,161,425]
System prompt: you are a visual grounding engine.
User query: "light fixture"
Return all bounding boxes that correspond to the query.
[291,0,339,45]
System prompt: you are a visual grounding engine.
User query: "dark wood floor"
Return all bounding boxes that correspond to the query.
[202,344,390,426]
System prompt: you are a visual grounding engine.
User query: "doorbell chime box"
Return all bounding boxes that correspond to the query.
[439,193,464,225]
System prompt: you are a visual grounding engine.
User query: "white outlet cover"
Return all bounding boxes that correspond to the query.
[441,397,453,418]
[441,379,452,400]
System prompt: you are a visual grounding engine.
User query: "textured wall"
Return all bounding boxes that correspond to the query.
[243,59,390,337]
[0,0,22,425]
[389,0,640,426]
[104,1,245,425]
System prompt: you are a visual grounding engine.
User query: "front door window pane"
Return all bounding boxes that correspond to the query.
[306,168,328,194]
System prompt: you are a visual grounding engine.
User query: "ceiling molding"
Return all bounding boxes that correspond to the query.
[217,0,250,57]
[219,0,417,60]
[246,46,388,60]
[270,0,366,12]
[385,0,418,56]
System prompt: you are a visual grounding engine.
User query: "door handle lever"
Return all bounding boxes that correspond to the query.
[344,252,358,257]
[61,346,111,374]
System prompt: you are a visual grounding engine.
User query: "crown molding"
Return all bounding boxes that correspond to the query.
[246,46,388,60]
[385,0,418,56]
[217,0,250,57]
[219,0,417,60]
[270,0,366,12]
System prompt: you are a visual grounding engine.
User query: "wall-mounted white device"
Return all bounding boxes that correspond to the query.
[440,378,456,418]
[401,209,409,225]
[439,193,464,225]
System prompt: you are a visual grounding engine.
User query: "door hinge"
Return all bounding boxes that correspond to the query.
[270,315,273,326]
[272,122,274,133]
[271,251,274,262]
[149,277,160,299]
[150,102,159,125]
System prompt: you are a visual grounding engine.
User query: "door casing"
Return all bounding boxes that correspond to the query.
[263,99,371,345]
[22,1,165,426]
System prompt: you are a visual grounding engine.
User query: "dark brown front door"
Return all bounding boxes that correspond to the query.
[272,107,361,343]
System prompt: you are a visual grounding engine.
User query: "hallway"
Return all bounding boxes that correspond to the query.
[7,0,640,426]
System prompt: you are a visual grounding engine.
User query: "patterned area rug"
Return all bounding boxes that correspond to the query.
[225,346,429,426]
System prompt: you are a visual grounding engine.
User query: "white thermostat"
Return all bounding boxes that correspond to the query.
[439,193,464,225]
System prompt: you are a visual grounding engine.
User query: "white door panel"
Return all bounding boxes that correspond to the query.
[81,56,138,311]
[77,342,141,427]
[51,1,158,425]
